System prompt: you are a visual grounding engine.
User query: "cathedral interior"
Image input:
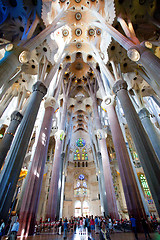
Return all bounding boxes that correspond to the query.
[0,0,160,237]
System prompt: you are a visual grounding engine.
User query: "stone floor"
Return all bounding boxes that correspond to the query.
[13,231,159,240]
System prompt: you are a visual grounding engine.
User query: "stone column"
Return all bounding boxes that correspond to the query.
[100,22,160,95]
[151,95,160,108]
[102,97,146,223]
[0,48,22,88]
[56,152,65,220]
[0,89,17,117]
[87,113,107,215]
[113,80,160,217]
[18,97,56,237]
[139,108,160,161]
[0,81,47,221]
[127,43,160,90]
[97,152,109,216]
[0,111,23,169]
[92,100,119,219]
[46,100,67,221]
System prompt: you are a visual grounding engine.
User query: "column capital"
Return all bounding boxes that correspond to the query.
[96,129,107,140]
[127,42,148,62]
[113,80,128,95]
[32,81,47,96]
[138,108,150,120]
[11,110,23,122]
[44,97,56,109]
[54,130,65,141]
[101,96,115,110]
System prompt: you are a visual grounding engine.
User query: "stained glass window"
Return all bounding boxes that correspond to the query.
[83,181,87,188]
[79,174,85,180]
[77,181,80,188]
[74,149,80,160]
[82,148,86,153]
[139,174,153,204]
[76,138,86,147]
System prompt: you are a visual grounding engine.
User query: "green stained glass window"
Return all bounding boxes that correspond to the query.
[139,174,153,204]
[76,138,86,147]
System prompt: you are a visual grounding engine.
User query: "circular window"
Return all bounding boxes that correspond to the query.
[76,138,85,147]
[62,29,69,37]
[96,29,101,35]
[75,28,82,36]
[76,42,82,49]
[75,12,82,20]
[88,29,95,36]
[79,174,85,180]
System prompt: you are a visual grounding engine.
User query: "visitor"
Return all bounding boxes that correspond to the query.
[95,216,99,234]
[9,218,19,240]
[80,217,83,233]
[100,221,111,240]
[0,219,5,240]
[90,215,95,232]
[108,217,113,234]
[130,216,138,240]
[63,218,68,239]
[58,218,62,235]
[141,218,152,240]
[85,215,90,232]
[157,223,160,234]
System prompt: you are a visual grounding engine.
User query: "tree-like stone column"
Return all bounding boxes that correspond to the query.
[46,79,71,221]
[102,97,146,224]
[91,99,119,219]
[127,43,160,90]
[113,80,160,217]
[0,81,47,221]
[18,97,56,237]
[0,111,23,169]
[139,108,160,161]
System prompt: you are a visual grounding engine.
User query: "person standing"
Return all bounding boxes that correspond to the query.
[90,215,95,232]
[79,217,83,234]
[141,218,152,240]
[0,219,5,240]
[100,221,111,240]
[130,216,138,240]
[95,216,99,234]
[63,218,68,239]
[9,218,19,240]
[85,215,90,232]
[58,218,62,235]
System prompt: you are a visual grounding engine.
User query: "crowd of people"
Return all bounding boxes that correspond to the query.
[0,214,160,240]
[35,214,160,239]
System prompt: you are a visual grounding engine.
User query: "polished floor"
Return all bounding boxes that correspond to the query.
[14,231,159,240]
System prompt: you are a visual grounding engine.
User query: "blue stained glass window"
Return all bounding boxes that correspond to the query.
[79,174,85,180]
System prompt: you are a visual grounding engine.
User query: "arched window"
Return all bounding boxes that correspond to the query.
[74,146,88,161]
[74,148,80,160]
[74,174,88,197]
[138,173,153,204]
